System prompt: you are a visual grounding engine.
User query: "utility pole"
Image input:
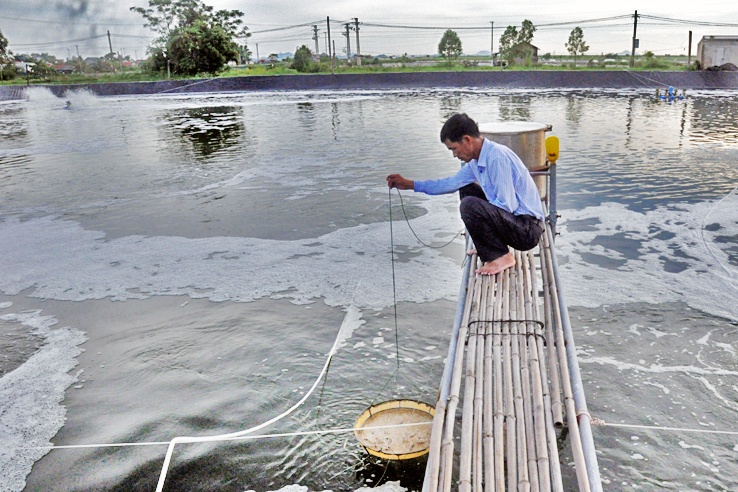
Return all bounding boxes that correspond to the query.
[688,30,693,68]
[332,40,336,74]
[107,30,114,57]
[75,45,80,58]
[630,10,639,68]
[490,21,494,63]
[353,18,361,66]
[312,25,320,59]
[343,23,352,64]
[327,17,333,72]
[256,43,259,62]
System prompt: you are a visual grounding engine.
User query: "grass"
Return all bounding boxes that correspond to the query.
[0,54,696,86]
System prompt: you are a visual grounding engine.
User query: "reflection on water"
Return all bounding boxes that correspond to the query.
[498,94,532,121]
[689,97,738,145]
[158,106,249,158]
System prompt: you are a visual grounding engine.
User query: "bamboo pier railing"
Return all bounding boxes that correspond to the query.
[422,220,602,492]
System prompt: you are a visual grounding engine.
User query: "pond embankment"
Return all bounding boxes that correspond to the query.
[2,70,738,99]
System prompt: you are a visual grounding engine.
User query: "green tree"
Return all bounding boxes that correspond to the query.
[291,45,317,73]
[0,29,9,61]
[565,27,589,67]
[498,26,519,65]
[438,29,462,65]
[519,20,536,44]
[168,18,238,75]
[498,20,537,66]
[0,29,14,80]
[130,0,247,75]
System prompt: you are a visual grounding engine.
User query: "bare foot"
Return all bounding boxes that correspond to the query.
[475,252,515,275]
[467,248,477,256]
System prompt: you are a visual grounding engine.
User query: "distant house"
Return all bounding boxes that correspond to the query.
[512,42,539,65]
[697,35,738,69]
[13,60,34,73]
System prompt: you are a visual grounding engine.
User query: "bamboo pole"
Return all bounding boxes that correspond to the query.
[459,274,484,492]
[483,274,497,492]
[425,248,475,492]
[540,259,564,427]
[509,254,531,492]
[434,257,479,492]
[515,251,545,492]
[492,271,506,492]
[501,268,518,492]
[522,249,553,492]
[530,250,564,492]
[544,223,603,492]
[541,228,591,492]
[473,276,489,491]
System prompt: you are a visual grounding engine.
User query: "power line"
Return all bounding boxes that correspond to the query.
[250,20,323,34]
[640,14,738,27]
[10,34,108,48]
[0,14,141,27]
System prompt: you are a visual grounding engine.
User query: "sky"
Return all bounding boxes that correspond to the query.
[2,0,738,61]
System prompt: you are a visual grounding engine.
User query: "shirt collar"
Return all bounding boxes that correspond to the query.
[470,138,490,169]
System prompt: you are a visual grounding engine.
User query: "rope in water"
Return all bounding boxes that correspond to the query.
[153,304,351,492]
[596,421,738,436]
[388,187,401,368]
[152,188,428,490]
[391,188,464,249]
[26,416,738,454]
[31,421,433,451]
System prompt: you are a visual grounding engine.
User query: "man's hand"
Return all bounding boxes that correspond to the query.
[386,174,414,190]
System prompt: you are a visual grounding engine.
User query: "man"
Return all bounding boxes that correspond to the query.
[386,113,545,275]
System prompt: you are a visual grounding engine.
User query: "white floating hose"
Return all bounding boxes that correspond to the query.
[155,306,359,492]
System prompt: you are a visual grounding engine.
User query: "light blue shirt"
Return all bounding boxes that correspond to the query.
[414,138,545,221]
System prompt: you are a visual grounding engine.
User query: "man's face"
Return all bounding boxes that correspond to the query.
[444,136,475,162]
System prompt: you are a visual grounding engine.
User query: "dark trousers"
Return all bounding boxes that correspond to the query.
[459,183,544,263]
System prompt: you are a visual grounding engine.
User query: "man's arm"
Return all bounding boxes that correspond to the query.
[386,174,414,190]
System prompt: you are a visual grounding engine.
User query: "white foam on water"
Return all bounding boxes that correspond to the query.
[0,310,86,492]
[332,305,366,354]
[0,195,462,490]
[0,195,463,310]
[556,196,738,321]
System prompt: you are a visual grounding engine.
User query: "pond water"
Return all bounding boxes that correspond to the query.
[1,86,738,491]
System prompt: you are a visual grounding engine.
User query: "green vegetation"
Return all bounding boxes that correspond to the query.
[565,27,589,67]
[499,19,536,66]
[291,45,323,73]
[0,28,15,81]
[0,6,704,88]
[130,0,248,76]
[438,30,463,66]
[0,52,698,87]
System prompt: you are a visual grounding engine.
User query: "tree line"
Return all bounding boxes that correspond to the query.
[438,20,589,67]
[1,4,595,80]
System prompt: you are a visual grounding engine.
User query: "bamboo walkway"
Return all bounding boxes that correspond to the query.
[422,223,602,492]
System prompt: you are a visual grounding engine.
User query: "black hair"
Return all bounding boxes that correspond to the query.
[440,113,480,143]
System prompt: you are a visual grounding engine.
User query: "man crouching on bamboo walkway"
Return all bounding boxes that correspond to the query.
[386,113,545,276]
